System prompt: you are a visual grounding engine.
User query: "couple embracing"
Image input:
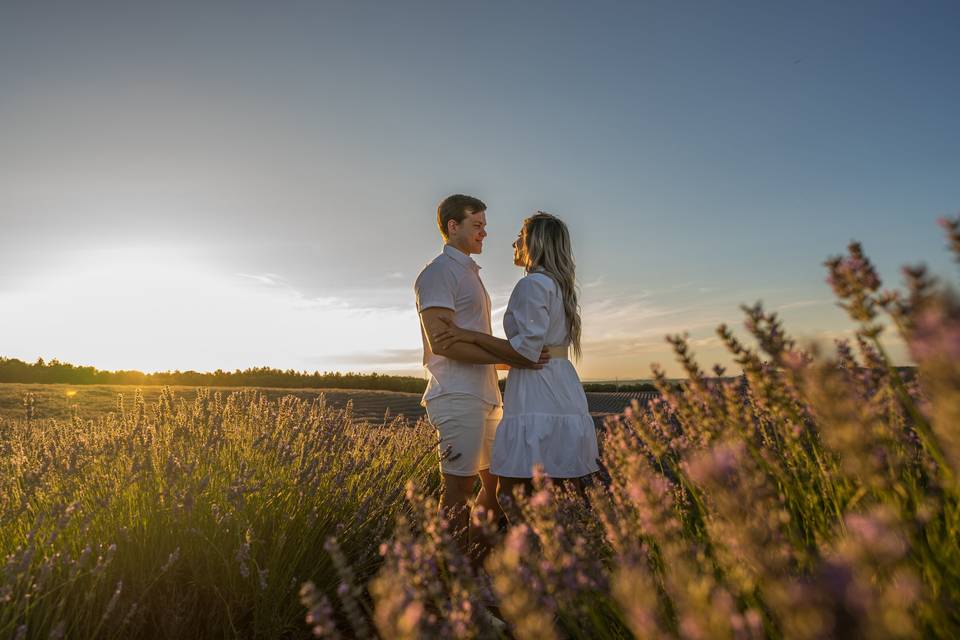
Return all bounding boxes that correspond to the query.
[414,194,598,553]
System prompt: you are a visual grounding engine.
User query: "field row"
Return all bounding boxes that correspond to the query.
[0,383,658,424]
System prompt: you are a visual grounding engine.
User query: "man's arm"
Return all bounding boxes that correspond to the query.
[420,308,535,367]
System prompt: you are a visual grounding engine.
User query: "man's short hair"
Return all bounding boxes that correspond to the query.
[437,194,486,239]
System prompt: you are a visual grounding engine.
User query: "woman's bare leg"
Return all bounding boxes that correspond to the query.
[496,476,533,526]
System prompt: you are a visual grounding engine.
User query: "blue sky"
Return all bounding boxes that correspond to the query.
[1,1,958,378]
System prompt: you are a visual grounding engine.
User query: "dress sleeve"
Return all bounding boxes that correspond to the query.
[506,275,553,362]
[414,263,458,312]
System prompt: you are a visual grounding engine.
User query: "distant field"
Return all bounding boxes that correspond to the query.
[0,383,427,424]
[0,383,655,424]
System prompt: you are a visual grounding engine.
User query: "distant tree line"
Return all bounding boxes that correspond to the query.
[0,357,681,395]
[0,357,428,394]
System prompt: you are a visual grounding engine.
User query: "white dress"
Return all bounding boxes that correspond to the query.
[490,272,600,479]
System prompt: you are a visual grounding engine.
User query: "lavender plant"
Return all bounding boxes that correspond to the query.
[3,217,959,639]
[0,389,437,638]
[309,217,959,639]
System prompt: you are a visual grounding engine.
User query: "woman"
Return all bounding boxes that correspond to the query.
[434,211,599,514]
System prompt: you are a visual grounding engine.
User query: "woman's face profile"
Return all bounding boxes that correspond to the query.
[512,226,528,268]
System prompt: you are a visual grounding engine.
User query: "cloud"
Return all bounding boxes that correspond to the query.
[581,276,605,289]
[571,281,776,377]
[307,348,424,372]
[582,288,733,340]
[688,335,724,349]
[581,336,672,358]
[775,298,833,311]
[236,272,283,286]
[236,271,409,312]
[798,325,906,348]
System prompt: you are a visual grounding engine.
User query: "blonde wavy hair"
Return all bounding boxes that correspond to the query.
[521,212,583,360]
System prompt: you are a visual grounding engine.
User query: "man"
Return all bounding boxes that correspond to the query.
[414,194,546,553]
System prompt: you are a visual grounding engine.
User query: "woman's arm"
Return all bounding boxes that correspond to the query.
[422,308,545,368]
[435,318,542,368]
[468,335,542,368]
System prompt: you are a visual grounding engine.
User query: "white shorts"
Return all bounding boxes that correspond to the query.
[425,393,503,477]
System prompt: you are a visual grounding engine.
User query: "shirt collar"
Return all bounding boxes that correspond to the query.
[443,244,480,271]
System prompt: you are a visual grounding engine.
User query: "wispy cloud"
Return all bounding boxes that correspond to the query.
[236,272,284,286]
[308,348,424,371]
[581,275,605,289]
[569,280,794,377]
[235,271,415,313]
[775,298,833,311]
[583,288,732,337]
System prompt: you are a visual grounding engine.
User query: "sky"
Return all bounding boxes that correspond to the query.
[1,1,958,380]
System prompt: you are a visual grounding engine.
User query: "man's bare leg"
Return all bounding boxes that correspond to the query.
[468,469,503,564]
[440,473,477,550]
[476,469,502,518]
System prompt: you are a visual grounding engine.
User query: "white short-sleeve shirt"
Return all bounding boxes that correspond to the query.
[414,245,502,408]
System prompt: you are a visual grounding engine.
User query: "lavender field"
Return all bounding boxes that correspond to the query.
[2,218,960,639]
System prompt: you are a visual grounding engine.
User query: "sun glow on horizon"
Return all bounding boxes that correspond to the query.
[0,246,919,380]
[0,247,423,375]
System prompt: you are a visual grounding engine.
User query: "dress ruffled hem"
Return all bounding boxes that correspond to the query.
[490,412,600,478]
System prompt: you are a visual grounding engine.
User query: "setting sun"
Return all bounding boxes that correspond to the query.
[1,247,421,373]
